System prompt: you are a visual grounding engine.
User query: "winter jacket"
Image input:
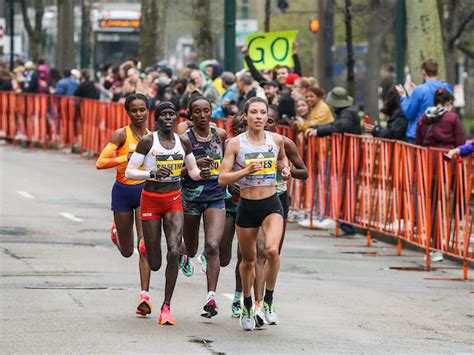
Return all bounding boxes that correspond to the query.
[55,77,79,96]
[400,79,452,140]
[314,106,361,137]
[371,108,407,140]
[415,107,465,149]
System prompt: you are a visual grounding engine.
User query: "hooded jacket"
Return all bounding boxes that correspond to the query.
[415,107,465,149]
[371,108,407,140]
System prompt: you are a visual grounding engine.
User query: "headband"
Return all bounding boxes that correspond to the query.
[154,101,177,120]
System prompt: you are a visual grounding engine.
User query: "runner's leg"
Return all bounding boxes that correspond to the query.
[113,211,135,257]
[203,208,225,292]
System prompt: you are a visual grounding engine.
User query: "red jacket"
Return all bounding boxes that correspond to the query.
[415,111,465,149]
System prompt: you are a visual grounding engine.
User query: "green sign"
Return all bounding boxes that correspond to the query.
[244,30,298,71]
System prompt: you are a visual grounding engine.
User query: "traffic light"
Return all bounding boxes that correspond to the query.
[309,19,320,33]
[277,0,289,12]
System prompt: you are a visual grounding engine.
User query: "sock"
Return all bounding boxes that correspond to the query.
[233,291,242,303]
[207,291,216,300]
[243,296,253,311]
[264,289,274,306]
[140,290,149,297]
[162,301,170,310]
[255,300,262,309]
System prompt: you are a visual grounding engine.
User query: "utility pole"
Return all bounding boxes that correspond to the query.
[224,0,236,72]
[7,0,14,70]
[80,0,91,69]
[241,0,248,19]
[264,0,271,32]
[324,0,334,90]
[316,0,325,87]
[395,0,406,84]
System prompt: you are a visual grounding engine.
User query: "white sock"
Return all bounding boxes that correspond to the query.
[140,290,149,296]
[207,291,216,300]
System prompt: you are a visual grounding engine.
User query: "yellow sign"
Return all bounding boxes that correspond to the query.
[244,31,298,71]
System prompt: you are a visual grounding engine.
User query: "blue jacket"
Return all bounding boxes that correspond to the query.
[213,86,237,118]
[54,77,79,96]
[400,80,452,139]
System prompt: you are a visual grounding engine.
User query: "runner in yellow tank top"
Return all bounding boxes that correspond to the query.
[96,93,153,317]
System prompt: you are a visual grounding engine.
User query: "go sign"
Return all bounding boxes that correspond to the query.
[244,31,299,71]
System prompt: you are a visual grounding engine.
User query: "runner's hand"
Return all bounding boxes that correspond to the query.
[196,156,213,169]
[247,161,262,174]
[200,167,211,180]
[281,166,291,181]
[228,182,240,196]
[154,167,173,179]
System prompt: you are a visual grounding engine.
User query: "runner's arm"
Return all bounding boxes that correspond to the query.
[218,138,254,186]
[125,135,153,180]
[276,134,291,180]
[284,137,308,180]
[95,129,127,169]
[181,135,202,181]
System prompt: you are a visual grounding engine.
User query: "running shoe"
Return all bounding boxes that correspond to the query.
[179,255,194,277]
[254,304,265,328]
[135,293,152,316]
[200,296,218,318]
[263,301,279,325]
[158,304,176,325]
[197,254,208,274]
[231,300,242,318]
[138,237,146,258]
[240,304,256,331]
[110,222,118,246]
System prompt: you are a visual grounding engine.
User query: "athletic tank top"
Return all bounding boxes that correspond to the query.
[276,171,287,195]
[142,132,185,183]
[235,131,279,190]
[182,128,225,202]
[116,125,149,185]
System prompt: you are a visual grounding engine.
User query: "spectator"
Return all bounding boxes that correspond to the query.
[380,64,395,101]
[0,64,13,91]
[214,71,237,118]
[297,87,333,131]
[236,73,258,110]
[290,98,310,131]
[75,69,100,100]
[292,76,316,101]
[260,80,279,106]
[415,89,465,149]
[23,61,39,93]
[47,68,62,94]
[446,139,474,159]
[180,69,220,110]
[54,69,79,96]
[366,87,407,140]
[396,58,452,143]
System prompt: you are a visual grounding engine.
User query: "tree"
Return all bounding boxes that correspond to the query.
[139,0,168,68]
[344,0,355,95]
[192,0,213,62]
[264,0,271,32]
[405,0,446,83]
[56,0,75,71]
[363,0,395,121]
[20,0,44,62]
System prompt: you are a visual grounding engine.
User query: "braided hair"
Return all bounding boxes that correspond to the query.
[124,93,149,111]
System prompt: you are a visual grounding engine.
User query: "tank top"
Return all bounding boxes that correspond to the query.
[182,128,225,202]
[235,131,279,190]
[142,132,185,183]
[116,125,150,185]
[276,171,287,195]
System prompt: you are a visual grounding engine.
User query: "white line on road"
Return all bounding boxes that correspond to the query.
[59,212,84,222]
[17,190,35,199]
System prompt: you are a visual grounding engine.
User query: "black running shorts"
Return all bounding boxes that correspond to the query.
[236,194,284,228]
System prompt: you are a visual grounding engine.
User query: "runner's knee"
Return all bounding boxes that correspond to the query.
[265,246,279,262]
[205,240,220,257]
[148,258,162,272]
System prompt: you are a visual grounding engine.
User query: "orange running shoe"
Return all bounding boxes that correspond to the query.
[158,304,176,325]
[110,222,118,246]
[136,293,152,316]
[138,237,146,258]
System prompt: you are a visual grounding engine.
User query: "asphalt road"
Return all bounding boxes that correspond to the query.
[1,145,473,354]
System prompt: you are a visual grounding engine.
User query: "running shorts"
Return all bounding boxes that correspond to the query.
[278,190,290,219]
[111,181,144,212]
[183,198,225,216]
[140,189,183,220]
[236,194,283,228]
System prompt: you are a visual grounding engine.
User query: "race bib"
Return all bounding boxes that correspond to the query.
[209,159,221,177]
[156,154,184,182]
[245,152,276,180]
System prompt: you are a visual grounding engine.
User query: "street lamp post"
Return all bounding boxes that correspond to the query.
[7,0,15,70]
[224,0,236,72]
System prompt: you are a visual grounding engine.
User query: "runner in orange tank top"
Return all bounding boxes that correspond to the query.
[96,93,153,317]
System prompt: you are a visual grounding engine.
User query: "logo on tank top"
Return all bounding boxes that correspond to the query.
[129,143,136,150]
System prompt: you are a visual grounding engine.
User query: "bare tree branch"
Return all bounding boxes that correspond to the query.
[20,0,34,37]
[449,11,474,46]
[457,43,474,58]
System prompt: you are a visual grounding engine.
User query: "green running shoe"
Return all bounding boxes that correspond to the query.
[231,300,241,318]
[179,254,194,277]
[197,254,207,274]
[263,301,279,325]
[240,303,256,331]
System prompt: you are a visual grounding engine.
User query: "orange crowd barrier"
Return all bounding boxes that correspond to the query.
[1,92,472,277]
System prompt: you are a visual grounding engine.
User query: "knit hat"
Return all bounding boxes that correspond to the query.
[326,87,354,109]
[154,101,177,120]
[286,73,300,85]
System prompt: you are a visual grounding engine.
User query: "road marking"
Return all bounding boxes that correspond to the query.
[222,293,234,300]
[59,212,84,222]
[17,190,35,199]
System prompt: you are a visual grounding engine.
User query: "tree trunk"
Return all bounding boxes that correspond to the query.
[363,0,394,122]
[80,0,92,69]
[139,0,160,68]
[344,0,355,96]
[20,0,44,62]
[157,0,168,60]
[405,0,446,83]
[264,0,271,32]
[56,0,75,71]
[192,0,213,62]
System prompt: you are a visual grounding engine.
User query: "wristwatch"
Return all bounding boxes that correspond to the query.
[149,171,156,179]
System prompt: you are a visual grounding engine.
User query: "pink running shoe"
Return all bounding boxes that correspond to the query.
[158,304,176,325]
[138,237,146,258]
[136,293,152,316]
[110,223,118,246]
[200,297,218,318]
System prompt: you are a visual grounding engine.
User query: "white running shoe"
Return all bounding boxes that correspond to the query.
[240,304,256,331]
[424,251,444,262]
[263,301,279,325]
[254,305,265,328]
